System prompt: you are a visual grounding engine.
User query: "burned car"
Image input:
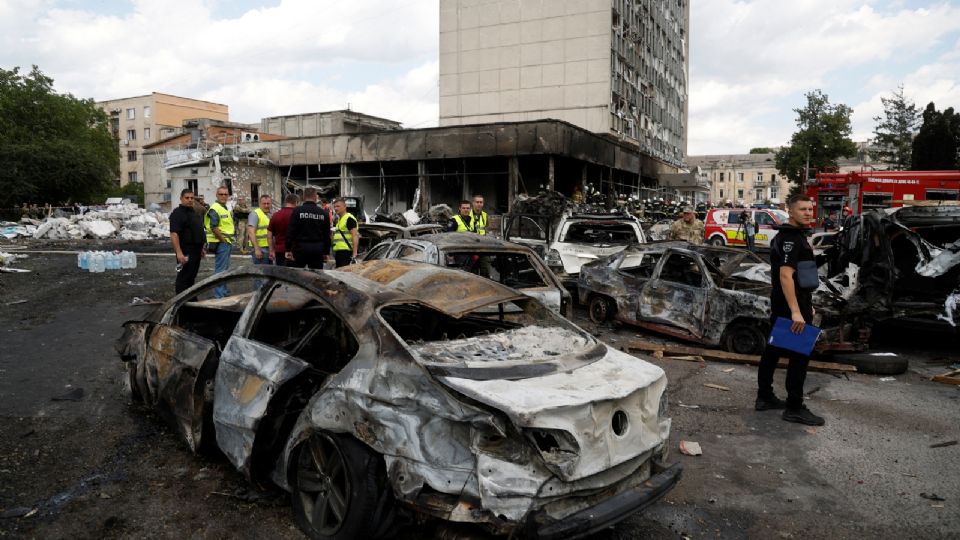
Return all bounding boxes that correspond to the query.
[579,242,774,354]
[357,222,445,256]
[117,261,679,539]
[363,232,572,318]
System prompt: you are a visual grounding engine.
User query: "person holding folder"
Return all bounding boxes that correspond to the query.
[756,193,825,426]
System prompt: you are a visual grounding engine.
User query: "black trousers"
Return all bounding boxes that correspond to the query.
[334,250,353,268]
[757,313,813,408]
[175,245,204,294]
[290,244,327,269]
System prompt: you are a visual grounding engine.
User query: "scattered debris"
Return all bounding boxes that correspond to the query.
[679,441,703,456]
[129,297,160,306]
[920,493,946,502]
[931,369,960,386]
[804,427,817,435]
[624,340,856,373]
[51,387,85,402]
[703,383,730,392]
[0,507,34,519]
[722,367,735,373]
[4,299,28,306]
[677,403,700,409]
[2,203,169,240]
[879,377,896,382]
[929,440,958,449]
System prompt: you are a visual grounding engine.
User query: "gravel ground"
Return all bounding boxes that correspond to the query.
[1,240,957,539]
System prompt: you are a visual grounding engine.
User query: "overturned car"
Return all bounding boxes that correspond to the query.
[118,261,679,538]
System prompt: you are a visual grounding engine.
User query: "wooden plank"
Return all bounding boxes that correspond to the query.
[931,370,960,386]
[623,340,857,373]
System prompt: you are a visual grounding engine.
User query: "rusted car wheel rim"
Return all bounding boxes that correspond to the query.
[726,323,765,355]
[589,296,613,323]
[295,433,353,536]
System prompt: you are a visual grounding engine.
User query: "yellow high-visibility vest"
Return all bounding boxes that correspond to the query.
[251,207,269,247]
[471,210,488,235]
[452,214,473,233]
[332,212,357,252]
[204,202,234,244]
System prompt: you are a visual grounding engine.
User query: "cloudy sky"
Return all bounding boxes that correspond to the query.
[1,0,959,155]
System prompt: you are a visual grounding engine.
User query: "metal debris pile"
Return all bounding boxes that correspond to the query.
[1,204,170,241]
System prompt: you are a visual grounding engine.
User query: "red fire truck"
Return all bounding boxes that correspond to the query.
[806,169,960,220]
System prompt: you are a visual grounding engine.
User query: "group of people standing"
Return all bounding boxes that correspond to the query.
[169,186,360,295]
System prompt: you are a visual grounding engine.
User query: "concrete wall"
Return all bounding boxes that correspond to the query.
[260,111,402,137]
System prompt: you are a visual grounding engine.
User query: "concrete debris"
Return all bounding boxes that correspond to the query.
[703,383,730,391]
[679,440,702,456]
[0,251,29,272]
[1,203,170,240]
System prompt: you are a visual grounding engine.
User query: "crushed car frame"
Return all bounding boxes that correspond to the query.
[118,261,679,539]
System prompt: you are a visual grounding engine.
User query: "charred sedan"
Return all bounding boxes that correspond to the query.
[579,242,773,354]
[118,260,678,539]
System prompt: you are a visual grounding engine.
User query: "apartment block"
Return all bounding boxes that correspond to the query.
[97,93,229,186]
[686,153,792,206]
[439,0,688,166]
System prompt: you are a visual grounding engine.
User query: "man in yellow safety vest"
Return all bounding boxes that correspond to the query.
[246,195,273,265]
[331,197,360,268]
[203,186,234,298]
[470,194,488,235]
[447,200,474,233]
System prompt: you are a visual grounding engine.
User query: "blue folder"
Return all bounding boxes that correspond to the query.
[768,317,820,356]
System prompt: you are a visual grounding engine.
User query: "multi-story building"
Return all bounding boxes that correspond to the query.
[96,93,229,186]
[258,110,402,137]
[439,0,689,167]
[686,153,792,206]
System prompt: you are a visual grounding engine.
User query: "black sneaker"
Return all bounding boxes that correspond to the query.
[782,406,825,426]
[755,395,787,411]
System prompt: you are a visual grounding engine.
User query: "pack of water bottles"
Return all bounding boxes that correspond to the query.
[77,250,137,272]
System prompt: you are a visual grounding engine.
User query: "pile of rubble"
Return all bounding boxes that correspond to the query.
[1,204,169,241]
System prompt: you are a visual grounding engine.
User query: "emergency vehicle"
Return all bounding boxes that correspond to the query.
[703,207,789,248]
[806,170,960,220]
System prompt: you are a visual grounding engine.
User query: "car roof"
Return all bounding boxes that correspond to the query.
[406,232,532,252]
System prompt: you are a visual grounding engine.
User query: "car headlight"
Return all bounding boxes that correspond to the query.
[525,428,580,470]
[544,249,562,268]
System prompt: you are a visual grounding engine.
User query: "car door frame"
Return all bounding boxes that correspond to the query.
[636,249,711,339]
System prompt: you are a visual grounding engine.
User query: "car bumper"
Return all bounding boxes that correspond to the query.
[526,461,682,540]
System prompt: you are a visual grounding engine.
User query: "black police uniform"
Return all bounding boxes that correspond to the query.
[169,204,205,293]
[286,201,330,269]
[758,224,816,409]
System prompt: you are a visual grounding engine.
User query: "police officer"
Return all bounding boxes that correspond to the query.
[447,200,474,233]
[470,194,488,235]
[756,193,824,426]
[331,197,359,267]
[204,186,234,298]
[285,187,330,269]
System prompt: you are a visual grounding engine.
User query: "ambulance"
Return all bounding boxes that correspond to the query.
[703,207,790,248]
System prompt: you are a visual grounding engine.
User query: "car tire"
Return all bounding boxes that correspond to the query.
[723,320,767,355]
[831,352,908,375]
[589,295,615,324]
[291,432,395,540]
[708,235,725,246]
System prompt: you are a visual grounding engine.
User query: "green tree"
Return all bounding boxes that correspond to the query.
[0,66,118,207]
[871,85,919,170]
[749,147,774,154]
[911,102,959,170]
[775,90,858,192]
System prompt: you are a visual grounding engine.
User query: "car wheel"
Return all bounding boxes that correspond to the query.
[708,235,725,246]
[831,352,908,375]
[724,321,766,355]
[291,432,395,540]
[589,295,615,324]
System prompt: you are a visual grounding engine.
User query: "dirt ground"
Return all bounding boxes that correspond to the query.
[1,240,958,539]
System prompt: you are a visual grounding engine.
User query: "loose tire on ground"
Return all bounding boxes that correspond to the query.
[589,295,615,324]
[830,352,908,375]
[291,432,395,540]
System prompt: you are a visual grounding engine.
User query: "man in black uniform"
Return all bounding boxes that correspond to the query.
[169,189,206,293]
[756,193,825,426]
[285,187,330,269]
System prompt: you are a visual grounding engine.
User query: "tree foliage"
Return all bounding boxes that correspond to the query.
[911,102,959,170]
[871,85,919,170]
[749,147,774,154]
[775,90,858,190]
[0,66,118,207]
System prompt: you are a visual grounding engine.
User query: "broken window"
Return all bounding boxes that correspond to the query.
[444,252,548,289]
[397,245,425,260]
[364,243,393,261]
[659,253,704,287]
[379,302,528,344]
[561,222,638,245]
[618,252,663,278]
[250,183,260,202]
[172,277,259,349]
[248,283,358,373]
[506,216,549,240]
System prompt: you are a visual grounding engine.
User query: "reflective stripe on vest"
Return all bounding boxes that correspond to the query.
[332,212,356,252]
[204,202,234,244]
[252,207,269,247]
[471,211,487,235]
[452,214,472,233]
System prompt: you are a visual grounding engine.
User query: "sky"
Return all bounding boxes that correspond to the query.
[1,0,959,156]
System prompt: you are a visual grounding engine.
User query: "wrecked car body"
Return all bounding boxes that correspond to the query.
[357,222,444,256]
[579,242,774,354]
[117,261,678,538]
[362,232,572,318]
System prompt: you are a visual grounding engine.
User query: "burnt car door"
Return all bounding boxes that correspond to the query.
[612,250,663,322]
[136,276,261,452]
[213,280,360,483]
[637,251,709,338]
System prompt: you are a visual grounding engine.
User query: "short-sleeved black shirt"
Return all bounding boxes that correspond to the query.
[169,204,205,249]
[769,224,814,320]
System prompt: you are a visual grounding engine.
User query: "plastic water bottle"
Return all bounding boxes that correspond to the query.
[79,251,89,270]
[119,251,131,269]
[110,251,121,270]
[130,251,137,269]
[90,252,106,273]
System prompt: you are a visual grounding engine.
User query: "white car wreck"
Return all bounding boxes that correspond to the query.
[117,260,679,538]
